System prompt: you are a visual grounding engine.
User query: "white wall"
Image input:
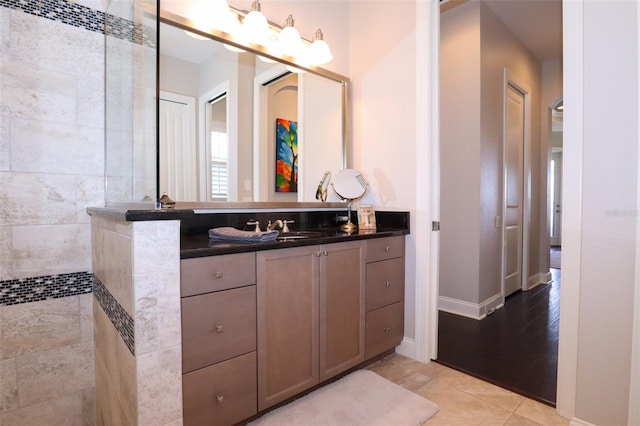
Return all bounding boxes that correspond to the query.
[439,1,543,313]
[439,1,482,304]
[571,2,638,424]
[348,0,420,339]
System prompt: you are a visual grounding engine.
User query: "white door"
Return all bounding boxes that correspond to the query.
[159,93,197,201]
[550,150,563,246]
[503,84,525,297]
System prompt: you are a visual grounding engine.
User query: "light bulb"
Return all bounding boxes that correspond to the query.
[277,15,303,59]
[238,0,269,45]
[309,29,333,65]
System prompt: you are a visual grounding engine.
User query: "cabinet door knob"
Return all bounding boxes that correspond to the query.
[322,250,328,256]
[217,395,224,404]
[384,327,391,333]
[215,325,224,333]
[316,251,322,257]
[214,271,223,279]
[384,246,390,252]
[384,281,390,287]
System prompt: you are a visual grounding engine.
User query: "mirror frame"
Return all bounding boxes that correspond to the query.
[157,8,351,207]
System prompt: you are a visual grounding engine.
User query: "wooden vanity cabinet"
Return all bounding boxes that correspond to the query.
[256,240,365,411]
[364,236,405,359]
[180,253,258,426]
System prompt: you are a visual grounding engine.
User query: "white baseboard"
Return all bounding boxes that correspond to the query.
[395,336,416,360]
[526,272,553,290]
[569,418,598,426]
[439,293,503,320]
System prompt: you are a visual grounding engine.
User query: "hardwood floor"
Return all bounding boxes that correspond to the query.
[436,268,561,407]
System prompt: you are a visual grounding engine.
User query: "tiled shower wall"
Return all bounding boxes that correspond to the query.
[0,1,107,424]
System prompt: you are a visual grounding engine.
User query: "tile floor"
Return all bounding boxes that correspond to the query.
[366,353,569,426]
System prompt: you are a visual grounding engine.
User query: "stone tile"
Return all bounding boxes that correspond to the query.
[0,7,9,62]
[515,398,569,426]
[0,226,13,280]
[76,175,105,225]
[0,62,76,125]
[80,386,96,426]
[0,296,82,359]
[137,345,183,425]
[505,413,545,425]
[0,172,77,226]
[93,226,133,315]
[79,293,94,342]
[10,118,104,176]
[0,115,9,171]
[76,74,105,128]
[0,389,91,426]
[16,341,94,407]
[432,367,525,413]
[135,271,182,355]
[415,378,513,426]
[12,224,92,277]
[132,221,180,275]
[0,358,18,413]
[10,11,103,77]
[93,297,136,423]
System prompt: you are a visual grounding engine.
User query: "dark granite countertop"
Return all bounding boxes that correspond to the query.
[181,228,409,259]
[87,205,410,259]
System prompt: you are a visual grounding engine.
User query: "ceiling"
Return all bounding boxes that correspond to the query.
[443,0,563,62]
[485,0,562,62]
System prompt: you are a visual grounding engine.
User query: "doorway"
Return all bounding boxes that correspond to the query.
[435,0,562,406]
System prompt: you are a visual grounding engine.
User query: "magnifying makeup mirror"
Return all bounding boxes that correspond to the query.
[332,168,368,231]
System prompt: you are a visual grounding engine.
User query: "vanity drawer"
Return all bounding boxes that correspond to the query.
[181,252,256,297]
[366,236,404,263]
[183,351,257,426]
[182,285,257,373]
[365,302,404,359]
[365,257,404,312]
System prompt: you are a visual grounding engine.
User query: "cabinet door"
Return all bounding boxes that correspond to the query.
[319,240,365,381]
[257,245,320,411]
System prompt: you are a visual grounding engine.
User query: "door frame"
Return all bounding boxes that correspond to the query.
[501,71,532,300]
[421,0,579,419]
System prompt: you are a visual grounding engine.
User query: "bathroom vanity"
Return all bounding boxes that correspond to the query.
[88,206,409,426]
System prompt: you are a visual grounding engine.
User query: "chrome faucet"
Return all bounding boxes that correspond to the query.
[267,219,294,233]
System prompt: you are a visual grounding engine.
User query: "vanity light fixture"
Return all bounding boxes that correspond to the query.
[238,0,269,44]
[309,29,333,65]
[197,1,334,69]
[277,15,303,59]
[184,0,236,39]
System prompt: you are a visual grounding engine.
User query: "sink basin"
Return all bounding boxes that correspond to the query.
[275,231,323,242]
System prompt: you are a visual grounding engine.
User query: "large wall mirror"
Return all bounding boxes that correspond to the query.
[158,3,350,204]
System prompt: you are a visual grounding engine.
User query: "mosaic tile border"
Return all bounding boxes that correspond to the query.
[0,0,156,48]
[93,276,135,355]
[0,271,93,306]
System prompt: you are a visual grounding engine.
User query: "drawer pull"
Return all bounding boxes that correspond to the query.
[384,281,390,287]
[384,327,391,333]
[217,395,224,404]
[384,246,390,252]
[215,325,224,333]
[214,271,223,279]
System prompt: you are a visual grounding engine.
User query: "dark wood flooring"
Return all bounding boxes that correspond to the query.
[436,268,561,407]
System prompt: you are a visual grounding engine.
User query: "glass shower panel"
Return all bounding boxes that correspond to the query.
[104,0,158,204]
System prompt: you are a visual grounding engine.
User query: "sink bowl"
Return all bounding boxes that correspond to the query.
[275,231,323,242]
